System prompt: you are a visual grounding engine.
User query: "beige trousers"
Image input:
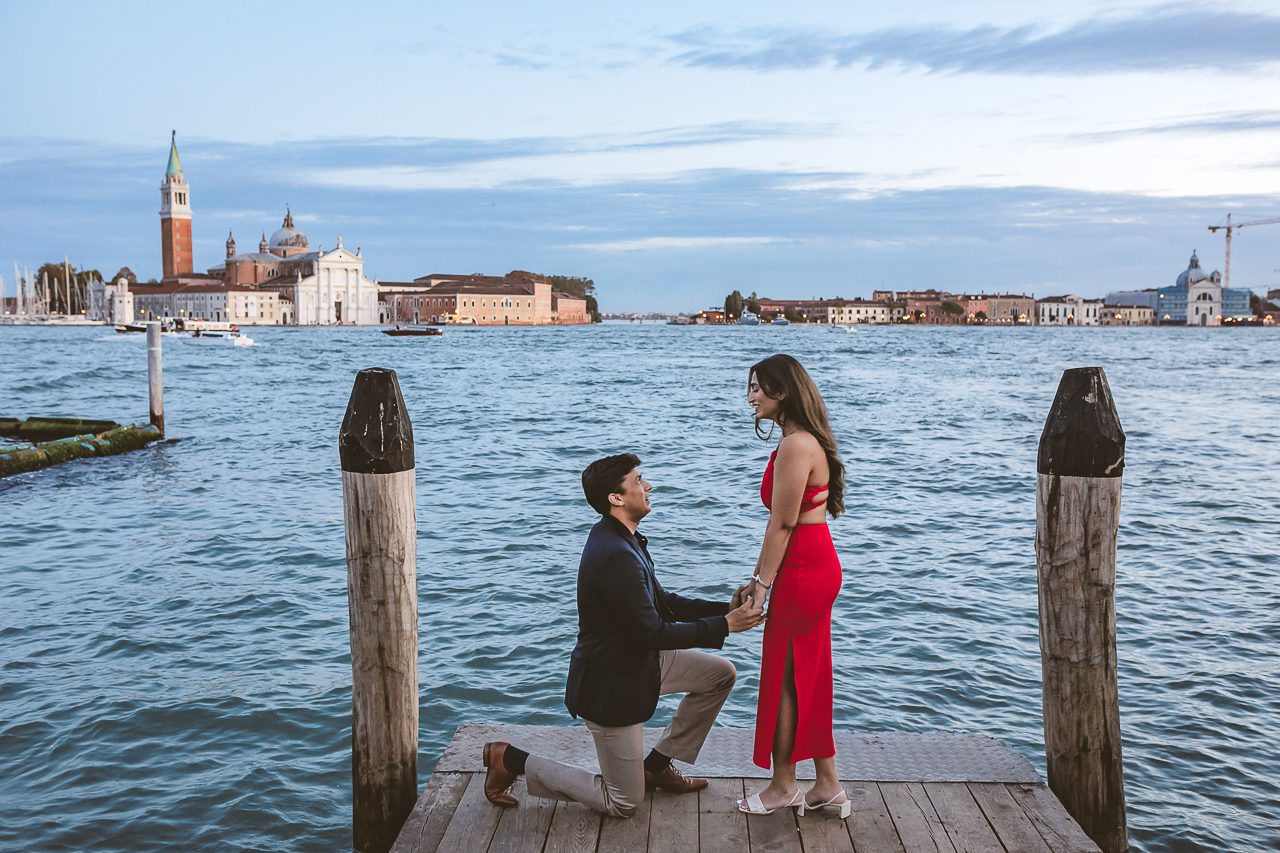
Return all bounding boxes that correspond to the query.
[525,649,736,818]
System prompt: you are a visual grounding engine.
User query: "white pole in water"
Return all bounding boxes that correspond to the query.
[147,322,165,435]
[63,258,71,316]
[12,263,21,316]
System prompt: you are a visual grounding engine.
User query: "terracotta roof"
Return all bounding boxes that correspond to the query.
[424,280,539,296]
[130,281,261,295]
[413,273,489,282]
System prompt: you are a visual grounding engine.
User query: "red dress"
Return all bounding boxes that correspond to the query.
[753,449,842,769]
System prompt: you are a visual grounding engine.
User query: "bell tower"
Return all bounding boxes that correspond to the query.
[160,131,193,278]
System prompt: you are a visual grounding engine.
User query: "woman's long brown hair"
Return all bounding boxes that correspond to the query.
[750,353,845,517]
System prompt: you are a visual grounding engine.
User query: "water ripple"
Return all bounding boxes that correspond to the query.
[1,324,1278,851]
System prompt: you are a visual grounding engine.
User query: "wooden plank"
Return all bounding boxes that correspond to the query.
[543,800,601,853]
[699,778,748,853]
[487,778,555,853]
[922,783,1003,853]
[796,788,855,853]
[879,782,956,853]
[435,773,503,853]
[597,793,652,852]
[742,783,803,852]
[967,783,1052,853]
[390,771,470,853]
[1005,784,1102,853]
[649,788,700,851]
[846,783,904,853]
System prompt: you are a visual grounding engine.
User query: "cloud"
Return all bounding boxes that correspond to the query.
[1064,110,1280,142]
[560,236,788,252]
[666,7,1280,75]
[493,52,552,71]
[6,134,1280,310]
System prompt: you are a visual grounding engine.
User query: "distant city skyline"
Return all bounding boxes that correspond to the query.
[3,0,1280,311]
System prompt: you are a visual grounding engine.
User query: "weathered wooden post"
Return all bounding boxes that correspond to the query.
[340,368,418,853]
[147,321,164,435]
[1036,366,1128,853]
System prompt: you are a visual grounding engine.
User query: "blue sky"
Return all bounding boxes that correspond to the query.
[2,0,1279,311]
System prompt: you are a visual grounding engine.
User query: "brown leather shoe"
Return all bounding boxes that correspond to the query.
[645,763,708,793]
[482,742,519,807]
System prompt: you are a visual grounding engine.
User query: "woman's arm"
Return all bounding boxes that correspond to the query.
[753,434,815,589]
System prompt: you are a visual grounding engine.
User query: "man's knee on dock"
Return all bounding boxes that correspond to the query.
[716,659,737,691]
[603,795,640,819]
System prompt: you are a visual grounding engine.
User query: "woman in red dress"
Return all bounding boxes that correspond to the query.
[737,354,849,818]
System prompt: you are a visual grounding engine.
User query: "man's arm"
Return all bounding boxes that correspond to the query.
[657,582,733,621]
[595,552,729,650]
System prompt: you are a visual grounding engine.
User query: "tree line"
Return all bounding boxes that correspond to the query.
[544,275,602,322]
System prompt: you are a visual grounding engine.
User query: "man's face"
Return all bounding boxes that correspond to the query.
[611,467,652,522]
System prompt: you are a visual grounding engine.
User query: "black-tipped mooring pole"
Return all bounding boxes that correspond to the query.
[1036,367,1128,853]
[340,368,418,853]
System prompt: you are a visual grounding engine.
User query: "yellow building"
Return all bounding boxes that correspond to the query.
[378,271,588,325]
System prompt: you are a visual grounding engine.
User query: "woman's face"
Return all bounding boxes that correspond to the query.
[748,371,782,423]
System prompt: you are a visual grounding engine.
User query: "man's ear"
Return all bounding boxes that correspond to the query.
[609,492,624,506]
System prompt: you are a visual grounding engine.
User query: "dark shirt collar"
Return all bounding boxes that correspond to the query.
[602,514,648,551]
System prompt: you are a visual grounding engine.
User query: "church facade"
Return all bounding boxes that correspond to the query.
[209,210,380,325]
[1106,251,1252,326]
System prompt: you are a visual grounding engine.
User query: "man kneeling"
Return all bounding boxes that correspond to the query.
[483,453,763,817]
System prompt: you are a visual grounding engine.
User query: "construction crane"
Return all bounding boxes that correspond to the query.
[1207,213,1280,290]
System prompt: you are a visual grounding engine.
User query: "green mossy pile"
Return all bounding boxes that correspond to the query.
[0,417,122,441]
[0,424,163,478]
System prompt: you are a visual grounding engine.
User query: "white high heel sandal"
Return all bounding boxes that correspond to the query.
[737,788,804,815]
[797,789,852,819]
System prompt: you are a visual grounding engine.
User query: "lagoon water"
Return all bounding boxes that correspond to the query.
[1,324,1277,852]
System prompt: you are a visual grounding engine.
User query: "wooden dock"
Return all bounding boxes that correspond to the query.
[390,724,1101,853]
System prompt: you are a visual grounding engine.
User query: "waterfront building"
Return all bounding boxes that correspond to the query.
[756,298,811,320]
[872,289,943,302]
[905,294,965,324]
[208,214,379,325]
[85,277,136,325]
[1100,304,1155,326]
[1037,295,1102,326]
[130,280,285,324]
[814,298,892,324]
[961,294,1034,325]
[1105,251,1253,326]
[377,271,588,325]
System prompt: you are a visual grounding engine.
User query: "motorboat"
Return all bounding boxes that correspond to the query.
[183,321,254,346]
[771,316,790,326]
[383,325,443,337]
[736,310,760,326]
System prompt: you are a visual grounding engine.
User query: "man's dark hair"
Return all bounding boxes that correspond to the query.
[581,453,641,515]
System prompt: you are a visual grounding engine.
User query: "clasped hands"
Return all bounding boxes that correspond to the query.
[726,579,767,633]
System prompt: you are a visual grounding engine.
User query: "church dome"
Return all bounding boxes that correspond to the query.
[269,208,308,249]
[1176,251,1210,287]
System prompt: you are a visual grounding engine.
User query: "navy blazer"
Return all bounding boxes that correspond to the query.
[564,515,730,727]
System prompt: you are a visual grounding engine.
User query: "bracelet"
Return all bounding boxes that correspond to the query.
[752,574,772,590]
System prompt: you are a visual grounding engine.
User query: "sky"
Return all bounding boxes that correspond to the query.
[2,0,1279,311]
